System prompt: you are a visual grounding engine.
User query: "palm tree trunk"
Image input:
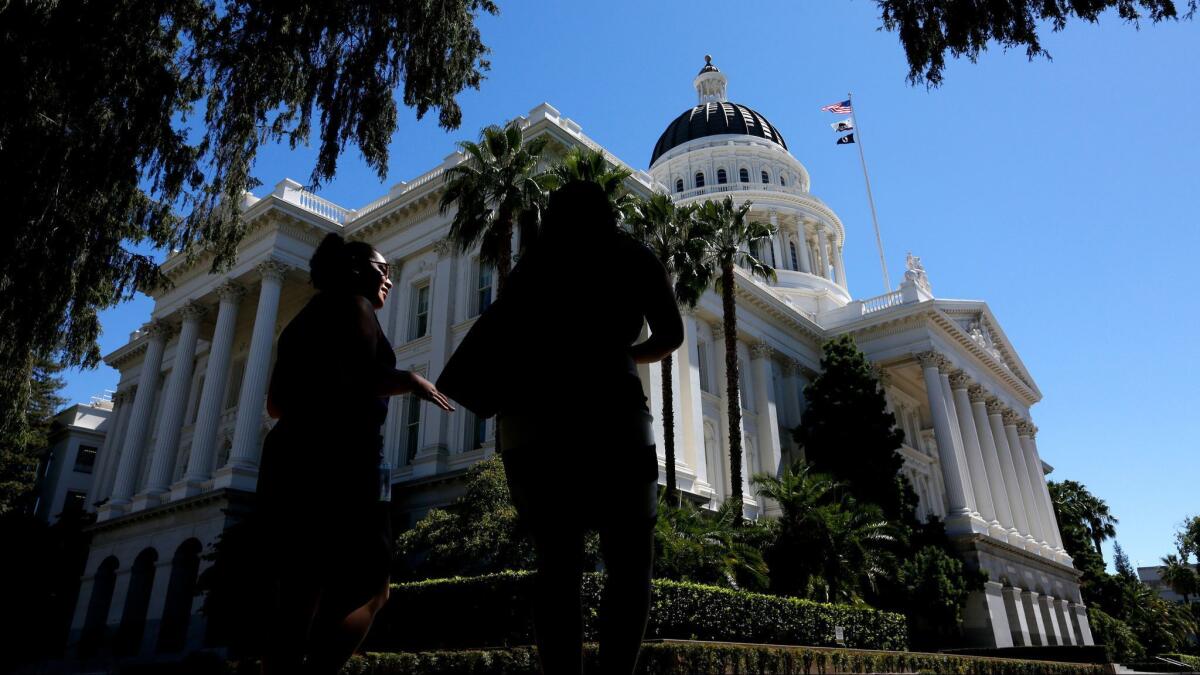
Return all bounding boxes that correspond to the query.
[661,352,677,504]
[496,218,513,294]
[721,263,744,520]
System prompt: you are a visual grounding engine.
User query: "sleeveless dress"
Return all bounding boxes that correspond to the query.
[256,291,396,583]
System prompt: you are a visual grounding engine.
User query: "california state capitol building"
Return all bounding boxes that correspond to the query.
[67,57,1095,658]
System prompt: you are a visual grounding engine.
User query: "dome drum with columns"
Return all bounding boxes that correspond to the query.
[65,57,1091,658]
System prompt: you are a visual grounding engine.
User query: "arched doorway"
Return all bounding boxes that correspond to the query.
[157,539,202,653]
[78,556,119,658]
[114,548,157,657]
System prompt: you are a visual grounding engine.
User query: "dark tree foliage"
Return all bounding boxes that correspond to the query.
[0,0,496,444]
[876,0,1196,86]
[793,335,907,521]
[0,357,66,515]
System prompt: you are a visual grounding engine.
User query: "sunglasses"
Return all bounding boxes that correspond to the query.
[366,260,391,278]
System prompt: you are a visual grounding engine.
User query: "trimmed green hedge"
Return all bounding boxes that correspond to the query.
[336,643,1107,674]
[1160,653,1200,669]
[366,571,907,652]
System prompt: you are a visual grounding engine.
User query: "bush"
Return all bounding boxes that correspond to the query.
[1160,653,1200,669]
[1088,607,1145,663]
[366,571,908,652]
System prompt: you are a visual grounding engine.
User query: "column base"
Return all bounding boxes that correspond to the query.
[1006,530,1025,547]
[211,462,259,491]
[987,522,1010,540]
[410,445,449,479]
[1055,549,1074,566]
[170,478,211,501]
[944,512,986,536]
[129,490,168,512]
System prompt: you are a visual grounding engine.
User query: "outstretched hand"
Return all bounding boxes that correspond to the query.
[410,372,455,412]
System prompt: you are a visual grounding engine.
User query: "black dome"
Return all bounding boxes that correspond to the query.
[650,101,787,167]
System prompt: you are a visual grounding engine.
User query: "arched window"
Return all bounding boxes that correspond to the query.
[675,178,684,193]
[717,168,727,184]
[695,172,705,188]
[79,556,119,658]
[789,242,799,271]
[739,168,750,183]
[779,175,787,186]
[157,539,203,654]
[115,548,159,657]
[761,170,770,184]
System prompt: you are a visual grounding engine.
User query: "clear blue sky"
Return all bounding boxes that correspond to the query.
[62,2,1198,569]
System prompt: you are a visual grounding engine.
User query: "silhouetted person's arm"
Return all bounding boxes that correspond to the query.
[629,249,684,364]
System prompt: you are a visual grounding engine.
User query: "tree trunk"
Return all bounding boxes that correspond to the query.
[721,263,744,521]
[662,352,677,504]
[496,217,513,295]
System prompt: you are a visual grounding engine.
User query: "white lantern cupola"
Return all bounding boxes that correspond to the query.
[694,55,728,103]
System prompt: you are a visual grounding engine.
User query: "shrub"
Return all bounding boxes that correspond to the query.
[1088,607,1144,663]
[367,571,908,652]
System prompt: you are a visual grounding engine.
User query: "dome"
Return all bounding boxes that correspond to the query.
[650,101,788,167]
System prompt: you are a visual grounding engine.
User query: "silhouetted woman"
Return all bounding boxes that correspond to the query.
[258,233,453,674]
[498,181,683,674]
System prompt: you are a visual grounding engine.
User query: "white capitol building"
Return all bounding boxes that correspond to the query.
[68,58,1094,658]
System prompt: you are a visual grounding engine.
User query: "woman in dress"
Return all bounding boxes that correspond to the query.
[258,233,453,674]
[497,180,684,674]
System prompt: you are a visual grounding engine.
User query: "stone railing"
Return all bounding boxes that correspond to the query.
[861,289,905,314]
[676,182,805,202]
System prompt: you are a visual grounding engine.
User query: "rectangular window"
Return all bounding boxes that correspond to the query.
[464,411,487,451]
[74,445,98,474]
[409,284,430,340]
[474,261,493,317]
[697,341,711,393]
[64,490,87,514]
[404,394,422,464]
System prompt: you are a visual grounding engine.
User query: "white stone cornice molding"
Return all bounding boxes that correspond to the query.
[968,383,989,404]
[750,341,774,360]
[216,280,247,302]
[948,370,972,390]
[255,259,290,282]
[434,237,454,259]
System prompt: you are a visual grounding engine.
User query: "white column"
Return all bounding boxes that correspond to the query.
[796,224,813,274]
[970,385,1020,544]
[1003,586,1032,646]
[175,281,243,497]
[767,211,782,271]
[412,242,457,477]
[916,352,973,530]
[1021,589,1048,646]
[1004,409,1043,551]
[963,580,1014,648]
[1016,420,1056,555]
[988,397,1032,545]
[1038,593,1064,645]
[1055,597,1077,645]
[816,225,830,280]
[679,311,709,488]
[216,261,287,488]
[937,364,979,520]
[139,302,206,505]
[832,244,847,287]
[750,343,782,489]
[102,322,170,517]
[89,388,131,507]
[1072,603,1095,645]
[950,372,1002,536]
[1026,424,1070,561]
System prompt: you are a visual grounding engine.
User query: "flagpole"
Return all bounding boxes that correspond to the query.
[848,92,891,292]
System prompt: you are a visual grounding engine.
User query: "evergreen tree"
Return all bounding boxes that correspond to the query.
[792,335,907,520]
[0,357,66,515]
[0,0,497,444]
[875,0,1195,86]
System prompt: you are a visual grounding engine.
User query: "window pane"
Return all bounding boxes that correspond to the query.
[717,169,727,184]
[761,170,769,184]
[739,168,749,183]
[405,394,422,464]
[74,445,97,473]
[695,172,705,188]
[697,342,710,393]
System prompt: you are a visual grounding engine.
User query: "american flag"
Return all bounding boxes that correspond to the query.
[820,99,852,114]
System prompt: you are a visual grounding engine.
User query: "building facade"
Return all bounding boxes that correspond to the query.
[69,58,1092,659]
[33,401,111,524]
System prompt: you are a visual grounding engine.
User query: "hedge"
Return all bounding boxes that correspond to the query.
[339,643,1107,674]
[1160,653,1200,670]
[365,571,908,652]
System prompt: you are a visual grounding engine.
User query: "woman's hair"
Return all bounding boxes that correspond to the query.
[542,181,616,240]
[309,233,378,291]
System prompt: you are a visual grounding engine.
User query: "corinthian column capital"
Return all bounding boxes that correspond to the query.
[915,350,941,369]
[985,397,1005,416]
[216,280,246,302]
[145,320,174,341]
[967,383,989,404]
[948,370,972,390]
[179,301,207,322]
[1017,420,1035,437]
[1001,409,1021,427]
[256,259,290,281]
[750,341,774,360]
[709,322,725,341]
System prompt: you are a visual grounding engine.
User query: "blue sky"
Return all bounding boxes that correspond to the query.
[62,2,1197,568]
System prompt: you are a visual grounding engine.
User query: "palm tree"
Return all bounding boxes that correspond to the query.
[695,196,776,518]
[1160,553,1199,604]
[627,193,712,503]
[654,494,770,590]
[541,145,634,215]
[440,121,550,292]
[1049,479,1119,558]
